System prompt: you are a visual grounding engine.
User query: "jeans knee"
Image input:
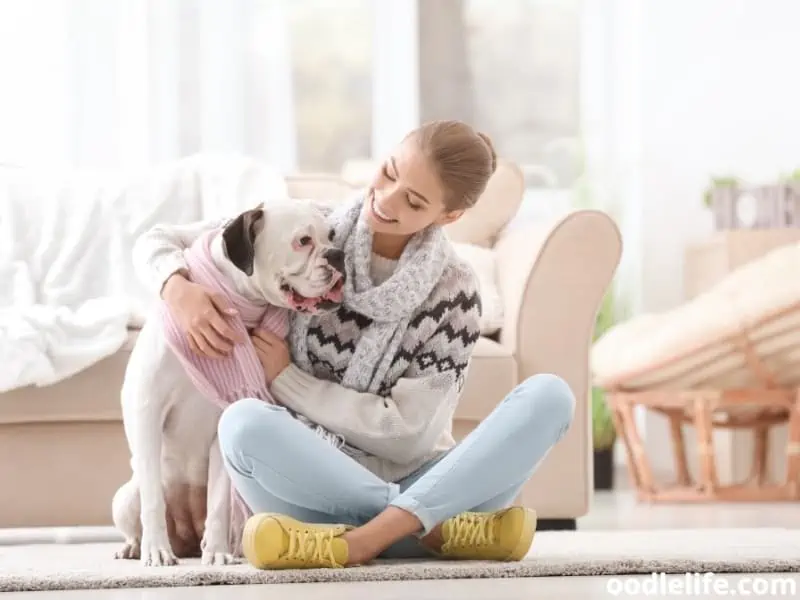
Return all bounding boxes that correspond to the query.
[217,398,285,460]
[514,373,576,434]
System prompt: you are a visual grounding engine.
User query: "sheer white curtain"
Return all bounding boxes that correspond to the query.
[0,0,297,171]
[579,0,643,318]
[371,1,418,159]
[580,0,646,445]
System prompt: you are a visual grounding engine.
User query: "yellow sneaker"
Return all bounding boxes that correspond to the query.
[440,506,537,561]
[242,513,352,569]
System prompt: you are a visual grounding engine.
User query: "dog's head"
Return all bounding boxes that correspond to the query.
[221,199,345,314]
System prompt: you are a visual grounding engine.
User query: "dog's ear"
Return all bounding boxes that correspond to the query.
[221,208,265,276]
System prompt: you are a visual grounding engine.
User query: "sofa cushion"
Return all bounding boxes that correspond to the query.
[285,174,359,204]
[451,242,504,335]
[443,160,525,248]
[591,237,800,410]
[0,330,138,425]
[454,336,517,421]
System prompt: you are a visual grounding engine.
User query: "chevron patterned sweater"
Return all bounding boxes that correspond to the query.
[133,215,483,483]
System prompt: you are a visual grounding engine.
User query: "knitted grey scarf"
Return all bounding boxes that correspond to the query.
[290,195,453,394]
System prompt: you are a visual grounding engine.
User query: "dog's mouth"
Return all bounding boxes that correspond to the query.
[280,275,344,313]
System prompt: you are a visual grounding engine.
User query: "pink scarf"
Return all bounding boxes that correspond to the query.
[158,228,289,555]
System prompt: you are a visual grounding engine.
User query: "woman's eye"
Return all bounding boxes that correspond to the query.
[382,164,395,181]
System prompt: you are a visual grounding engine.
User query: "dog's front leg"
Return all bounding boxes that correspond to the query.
[131,397,178,566]
[201,436,237,565]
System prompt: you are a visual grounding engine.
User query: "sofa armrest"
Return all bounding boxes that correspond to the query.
[494,209,622,383]
[493,210,622,516]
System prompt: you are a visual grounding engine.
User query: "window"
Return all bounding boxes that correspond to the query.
[0,0,580,182]
[419,0,583,188]
[285,0,373,172]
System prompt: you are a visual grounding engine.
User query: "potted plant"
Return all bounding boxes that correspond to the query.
[592,291,617,489]
[702,175,740,208]
[592,386,616,489]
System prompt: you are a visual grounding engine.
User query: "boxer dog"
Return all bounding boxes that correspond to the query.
[112,199,345,566]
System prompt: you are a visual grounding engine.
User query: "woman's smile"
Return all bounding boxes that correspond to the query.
[369,192,398,224]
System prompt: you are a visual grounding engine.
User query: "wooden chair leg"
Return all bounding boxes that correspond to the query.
[693,396,718,495]
[610,402,642,491]
[618,402,656,493]
[667,411,691,486]
[602,388,799,503]
[750,425,769,486]
[786,391,800,496]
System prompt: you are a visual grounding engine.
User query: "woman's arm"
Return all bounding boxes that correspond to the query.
[132,218,226,296]
[270,287,482,465]
[132,217,244,357]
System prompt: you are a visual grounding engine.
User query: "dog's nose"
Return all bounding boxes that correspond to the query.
[325,248,345,273]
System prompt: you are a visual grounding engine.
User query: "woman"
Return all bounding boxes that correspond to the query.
[133,120,575,569]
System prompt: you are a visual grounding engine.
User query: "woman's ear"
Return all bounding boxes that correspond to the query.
[436,209,465,226]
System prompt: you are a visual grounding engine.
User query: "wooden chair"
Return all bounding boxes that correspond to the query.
[607,333,800,502]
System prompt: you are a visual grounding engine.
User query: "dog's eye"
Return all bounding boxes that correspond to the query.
[299,235,312,246]
[328,229,335,241]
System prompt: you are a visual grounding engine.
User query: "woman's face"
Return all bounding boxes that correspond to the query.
[363,138,463,236]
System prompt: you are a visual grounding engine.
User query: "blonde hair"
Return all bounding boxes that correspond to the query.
[406,120,497,211]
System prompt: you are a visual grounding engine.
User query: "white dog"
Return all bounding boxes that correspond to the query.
[112,199,345,566]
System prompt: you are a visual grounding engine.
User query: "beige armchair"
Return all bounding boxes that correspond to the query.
[0,159,621,529]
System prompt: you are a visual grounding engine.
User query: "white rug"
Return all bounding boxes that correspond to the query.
[1,528,798,592]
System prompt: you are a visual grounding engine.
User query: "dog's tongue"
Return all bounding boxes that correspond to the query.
[287,277,344,312]
[324,282,344,303]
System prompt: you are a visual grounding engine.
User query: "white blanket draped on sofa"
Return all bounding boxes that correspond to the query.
[0,155,289,393]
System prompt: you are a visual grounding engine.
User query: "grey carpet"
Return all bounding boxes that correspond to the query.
[1,528,798,592]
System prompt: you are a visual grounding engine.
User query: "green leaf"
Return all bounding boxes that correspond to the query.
[702,175,739,208]
[592,386,616,450]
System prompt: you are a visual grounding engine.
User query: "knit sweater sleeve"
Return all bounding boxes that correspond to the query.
[132,218,227,295]
[270,265,482,465]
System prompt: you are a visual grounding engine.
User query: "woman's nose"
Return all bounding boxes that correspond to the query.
[376,185,402,208]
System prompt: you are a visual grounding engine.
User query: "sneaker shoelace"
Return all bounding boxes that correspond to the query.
[445,512,498,550]
[286,528,340,567]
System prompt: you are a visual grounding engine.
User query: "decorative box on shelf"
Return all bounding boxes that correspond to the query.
[684,228,800,299]
[707,181,800,230]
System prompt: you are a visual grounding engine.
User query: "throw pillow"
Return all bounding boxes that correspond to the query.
[451,242,504,336]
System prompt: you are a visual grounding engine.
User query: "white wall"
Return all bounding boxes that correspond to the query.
[637,0,800,313]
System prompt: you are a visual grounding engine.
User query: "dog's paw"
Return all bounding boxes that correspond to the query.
[114,539,140,560]
[201,549,239,566]
[200,535,238,566]
[140,537,178,567]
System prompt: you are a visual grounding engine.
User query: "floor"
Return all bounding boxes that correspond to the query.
[3,473,799,599]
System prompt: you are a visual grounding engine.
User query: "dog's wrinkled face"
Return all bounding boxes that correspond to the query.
[221,199,345,313]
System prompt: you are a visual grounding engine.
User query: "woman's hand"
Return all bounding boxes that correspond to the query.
[252,328,291,382]
[161,272,243,358]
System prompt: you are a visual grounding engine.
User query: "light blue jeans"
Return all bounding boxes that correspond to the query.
[217,373,575,559]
